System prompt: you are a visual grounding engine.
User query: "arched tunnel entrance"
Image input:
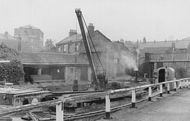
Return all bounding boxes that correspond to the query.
[158,68,165,83]
[157,67,175,83]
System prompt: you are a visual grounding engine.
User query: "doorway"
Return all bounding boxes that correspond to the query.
[158,69,165,83]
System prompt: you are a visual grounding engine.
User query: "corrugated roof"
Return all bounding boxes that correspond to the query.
[21,52,89,65]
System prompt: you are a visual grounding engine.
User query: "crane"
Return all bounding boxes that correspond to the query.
[75,9,99,90]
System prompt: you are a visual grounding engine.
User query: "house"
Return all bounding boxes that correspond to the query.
[56,23,136,80]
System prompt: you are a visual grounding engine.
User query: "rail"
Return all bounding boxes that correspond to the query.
[0,78,190,121]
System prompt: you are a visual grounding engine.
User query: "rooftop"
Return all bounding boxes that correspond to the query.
[139,38,190,50]
[56,34,82,45]
[19,25,40,30]
[21,52,89,65]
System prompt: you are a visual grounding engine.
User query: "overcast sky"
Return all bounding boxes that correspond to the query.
[0,0,190,43]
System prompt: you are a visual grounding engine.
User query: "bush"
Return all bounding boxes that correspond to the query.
[0,60,24,84]
[0,43,24,84]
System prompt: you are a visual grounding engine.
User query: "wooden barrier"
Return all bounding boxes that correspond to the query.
[131,89,136,108]
[160,84,163,97]
[56,102,64,121]
[148,86,152,101]
[105,94,111,119]
[167,83,170,94]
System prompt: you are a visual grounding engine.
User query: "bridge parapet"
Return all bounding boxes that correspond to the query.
[149,53,190,62]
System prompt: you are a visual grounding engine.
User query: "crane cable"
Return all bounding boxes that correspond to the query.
[81,15,104,73]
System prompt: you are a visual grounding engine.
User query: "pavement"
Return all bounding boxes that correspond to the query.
[99,88,190,121]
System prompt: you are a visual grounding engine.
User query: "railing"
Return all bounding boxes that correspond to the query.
[105,78,190,119]
[0,78,190,121]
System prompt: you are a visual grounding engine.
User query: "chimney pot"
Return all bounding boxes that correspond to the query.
[69,29,77,36]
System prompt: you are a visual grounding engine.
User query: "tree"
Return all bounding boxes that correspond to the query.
[0,43,24,84]
[143,37,146,43]
[45,39,56,51]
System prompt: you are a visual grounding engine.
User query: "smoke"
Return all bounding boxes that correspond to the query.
[104,43,138,78]
[120,52,138,71]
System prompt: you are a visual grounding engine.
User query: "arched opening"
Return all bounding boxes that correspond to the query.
[31,98,38,104]
[158,69,165,83]
[23,99,29,105]
[14,98,20,106]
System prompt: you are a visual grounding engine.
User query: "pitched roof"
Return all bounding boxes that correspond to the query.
[56,34,82,45]
[95,30,111,42]
[56,30,111,46]
[19,25,39,30]
[21,52,88,65]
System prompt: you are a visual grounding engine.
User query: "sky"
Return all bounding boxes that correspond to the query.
[0,0,190,43]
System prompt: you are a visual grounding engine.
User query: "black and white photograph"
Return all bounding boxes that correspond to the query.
[0,0,190,121]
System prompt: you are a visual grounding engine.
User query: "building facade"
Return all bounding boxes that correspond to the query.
[139,38,190,79]
[14,25,44,52]
[21,52,91,91]
[56,23,135,80]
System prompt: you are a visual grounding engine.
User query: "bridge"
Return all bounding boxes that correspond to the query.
[0,78,190,121]
[108,88,190,121]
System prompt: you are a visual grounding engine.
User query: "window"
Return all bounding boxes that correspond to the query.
[70,68,74,73]
[63,44,68,52]
[58,47,61,52]
[76,43,80,52]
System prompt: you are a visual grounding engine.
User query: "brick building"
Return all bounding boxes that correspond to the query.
[14,25,44,52]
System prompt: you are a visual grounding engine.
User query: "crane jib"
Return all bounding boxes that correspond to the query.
[75,9,99,90]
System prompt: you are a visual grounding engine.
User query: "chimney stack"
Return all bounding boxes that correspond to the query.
[88,23,95,36]
[69,29,77,36]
